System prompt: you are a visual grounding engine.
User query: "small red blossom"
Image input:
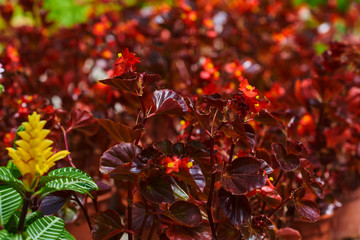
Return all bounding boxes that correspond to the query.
[111,48,141,78]
[3,132,15,147]
[239,79,258,98]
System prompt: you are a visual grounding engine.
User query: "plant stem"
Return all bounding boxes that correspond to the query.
[206,137,218,240]
[73,194,93,231]
[17,192,32,233]
[137,198,149,240]
[147,214,157,240]
[134,96,147,146]
[228,143,235,164]
[128,181,133,240]
[60,125,76,168]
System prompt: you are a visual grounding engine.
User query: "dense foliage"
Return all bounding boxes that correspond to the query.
[1,0,360,239]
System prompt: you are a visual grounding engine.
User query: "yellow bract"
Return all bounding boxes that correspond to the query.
[7,112,69,191]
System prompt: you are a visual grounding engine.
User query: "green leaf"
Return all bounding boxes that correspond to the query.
[0,230,9,238]
[0,185,23,226]
[43,0,90,27]
[57,229,76,240]
[0,167,25,195]
[37,168,98,198]
[26,216,65,240]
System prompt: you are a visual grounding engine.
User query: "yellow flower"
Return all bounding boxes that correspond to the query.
[7,112,69,191]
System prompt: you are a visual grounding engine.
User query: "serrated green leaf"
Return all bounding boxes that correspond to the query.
[0,185,23,226]
[0,167,25,196]
[57,229,76,240]
[26,216,65,240]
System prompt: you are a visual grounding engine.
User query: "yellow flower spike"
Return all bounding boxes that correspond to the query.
[6,112,70,191]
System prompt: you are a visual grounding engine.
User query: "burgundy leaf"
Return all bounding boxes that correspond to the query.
[272,143,300,171]
[97,119,142,143]
[99,72,139,94]
[67,109,98,135]
[166,224,211,240]
[152,89,188,115]
[139,176,175,204]
[218,188,251,226]
[40,191,71,215]
[154,139,173,155]
[276,228,302,240]
[91,209,124,240]
[100,143,142,174]
[221,157,266,195]
[254,109,279,126]
[168,201,202,227]
[294,199,320,223]
[130,147,157,173]
[189,164,206,192]
[216,219,242,240]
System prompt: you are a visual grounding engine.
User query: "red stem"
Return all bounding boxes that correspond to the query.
[206,137,218,240]
[60,125,76,168]
[128,181,133,240]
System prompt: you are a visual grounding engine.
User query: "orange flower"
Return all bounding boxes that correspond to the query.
[239,79,258,98]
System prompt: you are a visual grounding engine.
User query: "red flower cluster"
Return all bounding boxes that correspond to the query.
[111,48,141,78]
[162,156,193,174]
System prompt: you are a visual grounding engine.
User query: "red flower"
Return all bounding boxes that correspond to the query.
[239,79,258,98]
[163,156,193,174]
[111,48,141,78]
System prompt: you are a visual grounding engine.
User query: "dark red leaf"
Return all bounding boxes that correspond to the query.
[97,119,142,143]
[130,147,157,173]
[154,139,173,155]
[166,223,211,240]
[216,219,242,240]
[67,109,98,135]
[276,228,302,240]
[139,176,175,204]
[218,188,251,226]
[143,73,161,86]
[40,191,71,215]
[100,143,142,174]
[203,93,227,110]
[287,141,309,158]
[99,72,139,94]
[254,109,279,126]
[294,199,320,223]
[221,156,266,195]
[152,89,188,115]
[257,186,282,208]
[91,209,124,240]
[168,201,202,227]
[272,143,300,171]
[172,166,205,193]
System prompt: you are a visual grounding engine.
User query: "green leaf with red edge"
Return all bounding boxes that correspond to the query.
[166,223,211,240]
[293,198,320,222]
[216,219,242,240]
[91,209,124,240]
[221,157,266,195]
[218,188,251,226]
[97,119,142,143]
[100,143,142,174]
[168,201,202,227]
[139,176,175,204]
[67,109,98,135]
[254,109,279,126]
[152,89,188,115]
[272,143,300,171]
[99,72,139,93]
[276,227,301,240]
